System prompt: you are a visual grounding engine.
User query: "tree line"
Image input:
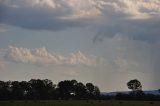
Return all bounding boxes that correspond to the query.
[101,79,160,101]
[0,78,160,100]
[0,79,100,100]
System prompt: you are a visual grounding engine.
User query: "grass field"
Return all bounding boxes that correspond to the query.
[0,100,160,106]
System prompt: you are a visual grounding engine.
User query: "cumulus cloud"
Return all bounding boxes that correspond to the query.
[4,46,99,66]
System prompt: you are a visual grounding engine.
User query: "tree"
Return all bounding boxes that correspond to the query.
[86,83,94,93]
[86,83,100,99]
[94,86,100,98]
[28,79,55,99]
[0,81,11,100]
[11,81,24,100]
[57,80,76,99]
[127,79,144,97]
[74,82,87,99]
[127,79,142,92]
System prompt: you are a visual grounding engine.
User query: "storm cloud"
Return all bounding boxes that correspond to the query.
[0,0,159,42]
[92,0,160,42]
[0,0,105,30]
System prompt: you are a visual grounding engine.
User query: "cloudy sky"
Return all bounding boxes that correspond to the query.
[0,0,160,92]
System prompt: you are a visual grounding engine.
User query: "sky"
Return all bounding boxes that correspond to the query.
[0,0,160,92]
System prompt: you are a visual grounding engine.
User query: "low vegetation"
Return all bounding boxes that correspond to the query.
[0,100,160,106]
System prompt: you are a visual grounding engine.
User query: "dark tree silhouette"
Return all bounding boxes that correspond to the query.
[86,83,95,98]
[11,81,25,100]
[0,81,11,100]
[74,82,87,99]
[127,79,142,92]
[28,79,55,99]
[94,86,100,98]
[57,80,75,99]
[0,79,160,100]
[86,83,100,99]
[127,79,144,99]
[0,79,100,100]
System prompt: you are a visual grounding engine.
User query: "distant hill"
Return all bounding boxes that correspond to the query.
[101,90,160,96]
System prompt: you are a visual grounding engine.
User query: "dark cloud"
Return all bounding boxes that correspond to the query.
[0,1,82,31]
[0,0,104,31]
[91,0,160,42]
[94,18,160,43]
[0,0,159,43]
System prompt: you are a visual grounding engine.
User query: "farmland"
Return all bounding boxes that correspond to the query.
[0,100,160,106]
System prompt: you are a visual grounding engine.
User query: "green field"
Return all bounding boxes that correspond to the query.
[0,100,160,106]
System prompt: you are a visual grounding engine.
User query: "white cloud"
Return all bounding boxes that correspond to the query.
[1,0,159,20]
[60,0,106,19]
[104,0,160,19]
[0,0,159,31]
[4,46,99,66]
[29,0,58,8]
[0,0,105,19]
[28,0,106,19]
